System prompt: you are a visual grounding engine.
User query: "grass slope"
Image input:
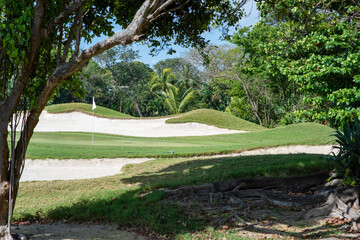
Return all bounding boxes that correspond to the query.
[166,109,265,131]
[46,103,133,119]
[25,122,335,159]
[15,153,332,238]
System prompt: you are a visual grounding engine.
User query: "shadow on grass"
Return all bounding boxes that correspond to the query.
[121,153,331,189]
[28,154,341,239]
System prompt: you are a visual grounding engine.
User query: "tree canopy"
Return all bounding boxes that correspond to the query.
[253,0,360,127]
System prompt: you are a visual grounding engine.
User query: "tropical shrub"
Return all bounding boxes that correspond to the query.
[161,83,199,114]
[326,120,360,184]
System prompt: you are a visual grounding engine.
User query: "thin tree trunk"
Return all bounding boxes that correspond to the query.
[0,119,11,239]
[134,101,143,117]
[233,71,263,126]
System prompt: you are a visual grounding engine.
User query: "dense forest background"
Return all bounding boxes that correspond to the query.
[51,1,360,129]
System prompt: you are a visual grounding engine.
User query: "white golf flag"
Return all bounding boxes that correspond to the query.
[92,97,96,111]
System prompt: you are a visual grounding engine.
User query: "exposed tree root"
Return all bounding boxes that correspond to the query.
[304,187,360,231]
[164,172,360,232]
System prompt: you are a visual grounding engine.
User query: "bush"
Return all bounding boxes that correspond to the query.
[278,112,307,126]
[325,120,360,185]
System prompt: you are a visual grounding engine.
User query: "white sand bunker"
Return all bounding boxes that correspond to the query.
[21,158,153,182]
[21,145,334,182]
[34,111,244,137]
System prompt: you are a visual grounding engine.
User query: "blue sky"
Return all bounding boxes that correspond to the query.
[81,1,259,67]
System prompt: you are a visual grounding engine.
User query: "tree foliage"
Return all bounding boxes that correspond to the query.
[150,68,199,114]
[94,46,154,116]
[191,45,274,126]
[325,121,360,185]
[154,58,202,88]
[149,68,176,93]
[161,82,199,114]
[255,0,360,127]
[81,60,114,107]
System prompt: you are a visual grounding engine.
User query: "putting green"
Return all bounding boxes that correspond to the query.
[26,122,335,159]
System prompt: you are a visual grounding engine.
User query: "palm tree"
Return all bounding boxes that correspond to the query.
[162,83,199,114]
[180,64,201,89]
[149,68,175,94]
[150,68,199,114]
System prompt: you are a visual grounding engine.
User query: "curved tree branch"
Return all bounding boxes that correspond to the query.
[149,0,191,22]
[74,7,84,57]
[44,0,89,38]
[62,7,82,62]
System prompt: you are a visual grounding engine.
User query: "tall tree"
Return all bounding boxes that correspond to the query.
[256,0,360,127]
[111,61,153,117]
[82,60,114,107]
[154,58,202,88]
[230,22,303,126]
[149,68,176,93]
[0,0,245,238]
[161,82,199,114]
[194,45,269,126]
[95,46,153,117]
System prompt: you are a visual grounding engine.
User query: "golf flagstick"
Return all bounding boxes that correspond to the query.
[92,97,96,143]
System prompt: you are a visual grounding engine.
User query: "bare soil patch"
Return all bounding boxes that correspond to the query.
[11,222,148,240]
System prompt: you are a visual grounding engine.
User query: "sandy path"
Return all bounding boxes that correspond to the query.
[31,111,244,137]
[21,145,335,182]
[11,222,147,240]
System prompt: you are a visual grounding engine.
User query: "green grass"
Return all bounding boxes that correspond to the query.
[45,103,133,119]
[25,122,335,159]
[166,109,265,131]
[15,153,331,238]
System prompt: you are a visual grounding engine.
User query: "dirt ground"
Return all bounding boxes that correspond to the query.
[12,222,148,240]
[11,218,360,240]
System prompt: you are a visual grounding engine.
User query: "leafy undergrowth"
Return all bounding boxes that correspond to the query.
[45,103,133,119]
[166,109,265,131]
[14,153,343,239]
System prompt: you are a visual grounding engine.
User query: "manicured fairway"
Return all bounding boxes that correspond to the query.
[26,122,335,159]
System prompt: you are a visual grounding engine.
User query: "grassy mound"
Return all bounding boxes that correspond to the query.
[46,103,133,119]
[166,109,265,131]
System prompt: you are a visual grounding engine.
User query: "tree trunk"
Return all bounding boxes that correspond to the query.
[231,70,264,126]
[240,83,263,126]
[134,101,143,117]
[0,119,11,239]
